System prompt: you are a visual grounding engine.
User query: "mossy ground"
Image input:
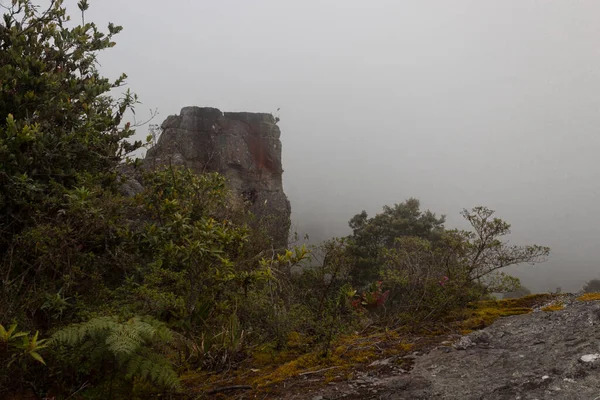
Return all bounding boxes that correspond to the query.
[577,292,600,302]
[184,293,559,399]
[452,294,555,332]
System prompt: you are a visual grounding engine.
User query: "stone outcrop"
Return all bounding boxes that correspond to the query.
[302,294,600,400]
[382,295,600,399]
[145,107,290,247]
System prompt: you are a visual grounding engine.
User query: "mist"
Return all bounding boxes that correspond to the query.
[72,0,600,293]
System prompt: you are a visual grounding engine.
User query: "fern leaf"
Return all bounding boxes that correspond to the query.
[125,354,144,379]
[105,325,142,355]
[51,314,181,391]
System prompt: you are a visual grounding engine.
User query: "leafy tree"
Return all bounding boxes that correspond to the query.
[0,0,140,252]
[0,3,309,394]
[380,232,491,322]
[0,0,143,323]
[457,207,549,290]
[380,207,549,322]
[347,198,445,286]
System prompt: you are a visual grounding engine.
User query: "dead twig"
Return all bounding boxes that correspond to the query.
[207,385,252,395]
[298,366,340,376]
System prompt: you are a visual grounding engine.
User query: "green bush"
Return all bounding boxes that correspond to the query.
[377,207,549,324]
[346,198,446,287]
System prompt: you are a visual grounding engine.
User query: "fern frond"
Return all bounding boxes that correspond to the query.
[125,353,144,378]
[51,315,181,391]
[51,316,120,346]
[105,324,143,355]
[135,316,174,343]
[126,352,181,390]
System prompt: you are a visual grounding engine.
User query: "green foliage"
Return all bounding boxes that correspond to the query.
[225,243,311,352]
[355,205,550,324]
[130,167,251,320]
[122,166,307,367]
[0,0,143,336]
[285,239,361,351]
[347,198,446,286]
[51,315,180,393]
[380,235,478,322]
[0,323,48,393]
[347,202,548,306]
[352,281,390,310]
[0,323,47,366]
[2,177,138,330]
[0,0,141,251]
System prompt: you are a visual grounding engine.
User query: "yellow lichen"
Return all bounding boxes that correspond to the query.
[456,305,532,331]
[252,352,326,387]
[323,369,340,383]
[577,292,600,302]
[437,293,558,333]
[450,296,555,331]
[248,329,416,389]
[287,331,301,344]
[490,293,556,308]
[541,302,564,312]
[399,342,414,352]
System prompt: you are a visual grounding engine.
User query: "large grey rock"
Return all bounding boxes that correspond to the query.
[145,107,291,247]
[117,163,144,197]
[296,296,600,400]
[383,297,600,399]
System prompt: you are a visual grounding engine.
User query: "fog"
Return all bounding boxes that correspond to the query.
[71,0,600,293]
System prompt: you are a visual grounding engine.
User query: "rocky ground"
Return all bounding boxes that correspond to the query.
[284,294,600,400]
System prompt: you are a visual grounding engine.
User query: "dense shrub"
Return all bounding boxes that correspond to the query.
[357,206,550,325]
[346,198,445,286]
